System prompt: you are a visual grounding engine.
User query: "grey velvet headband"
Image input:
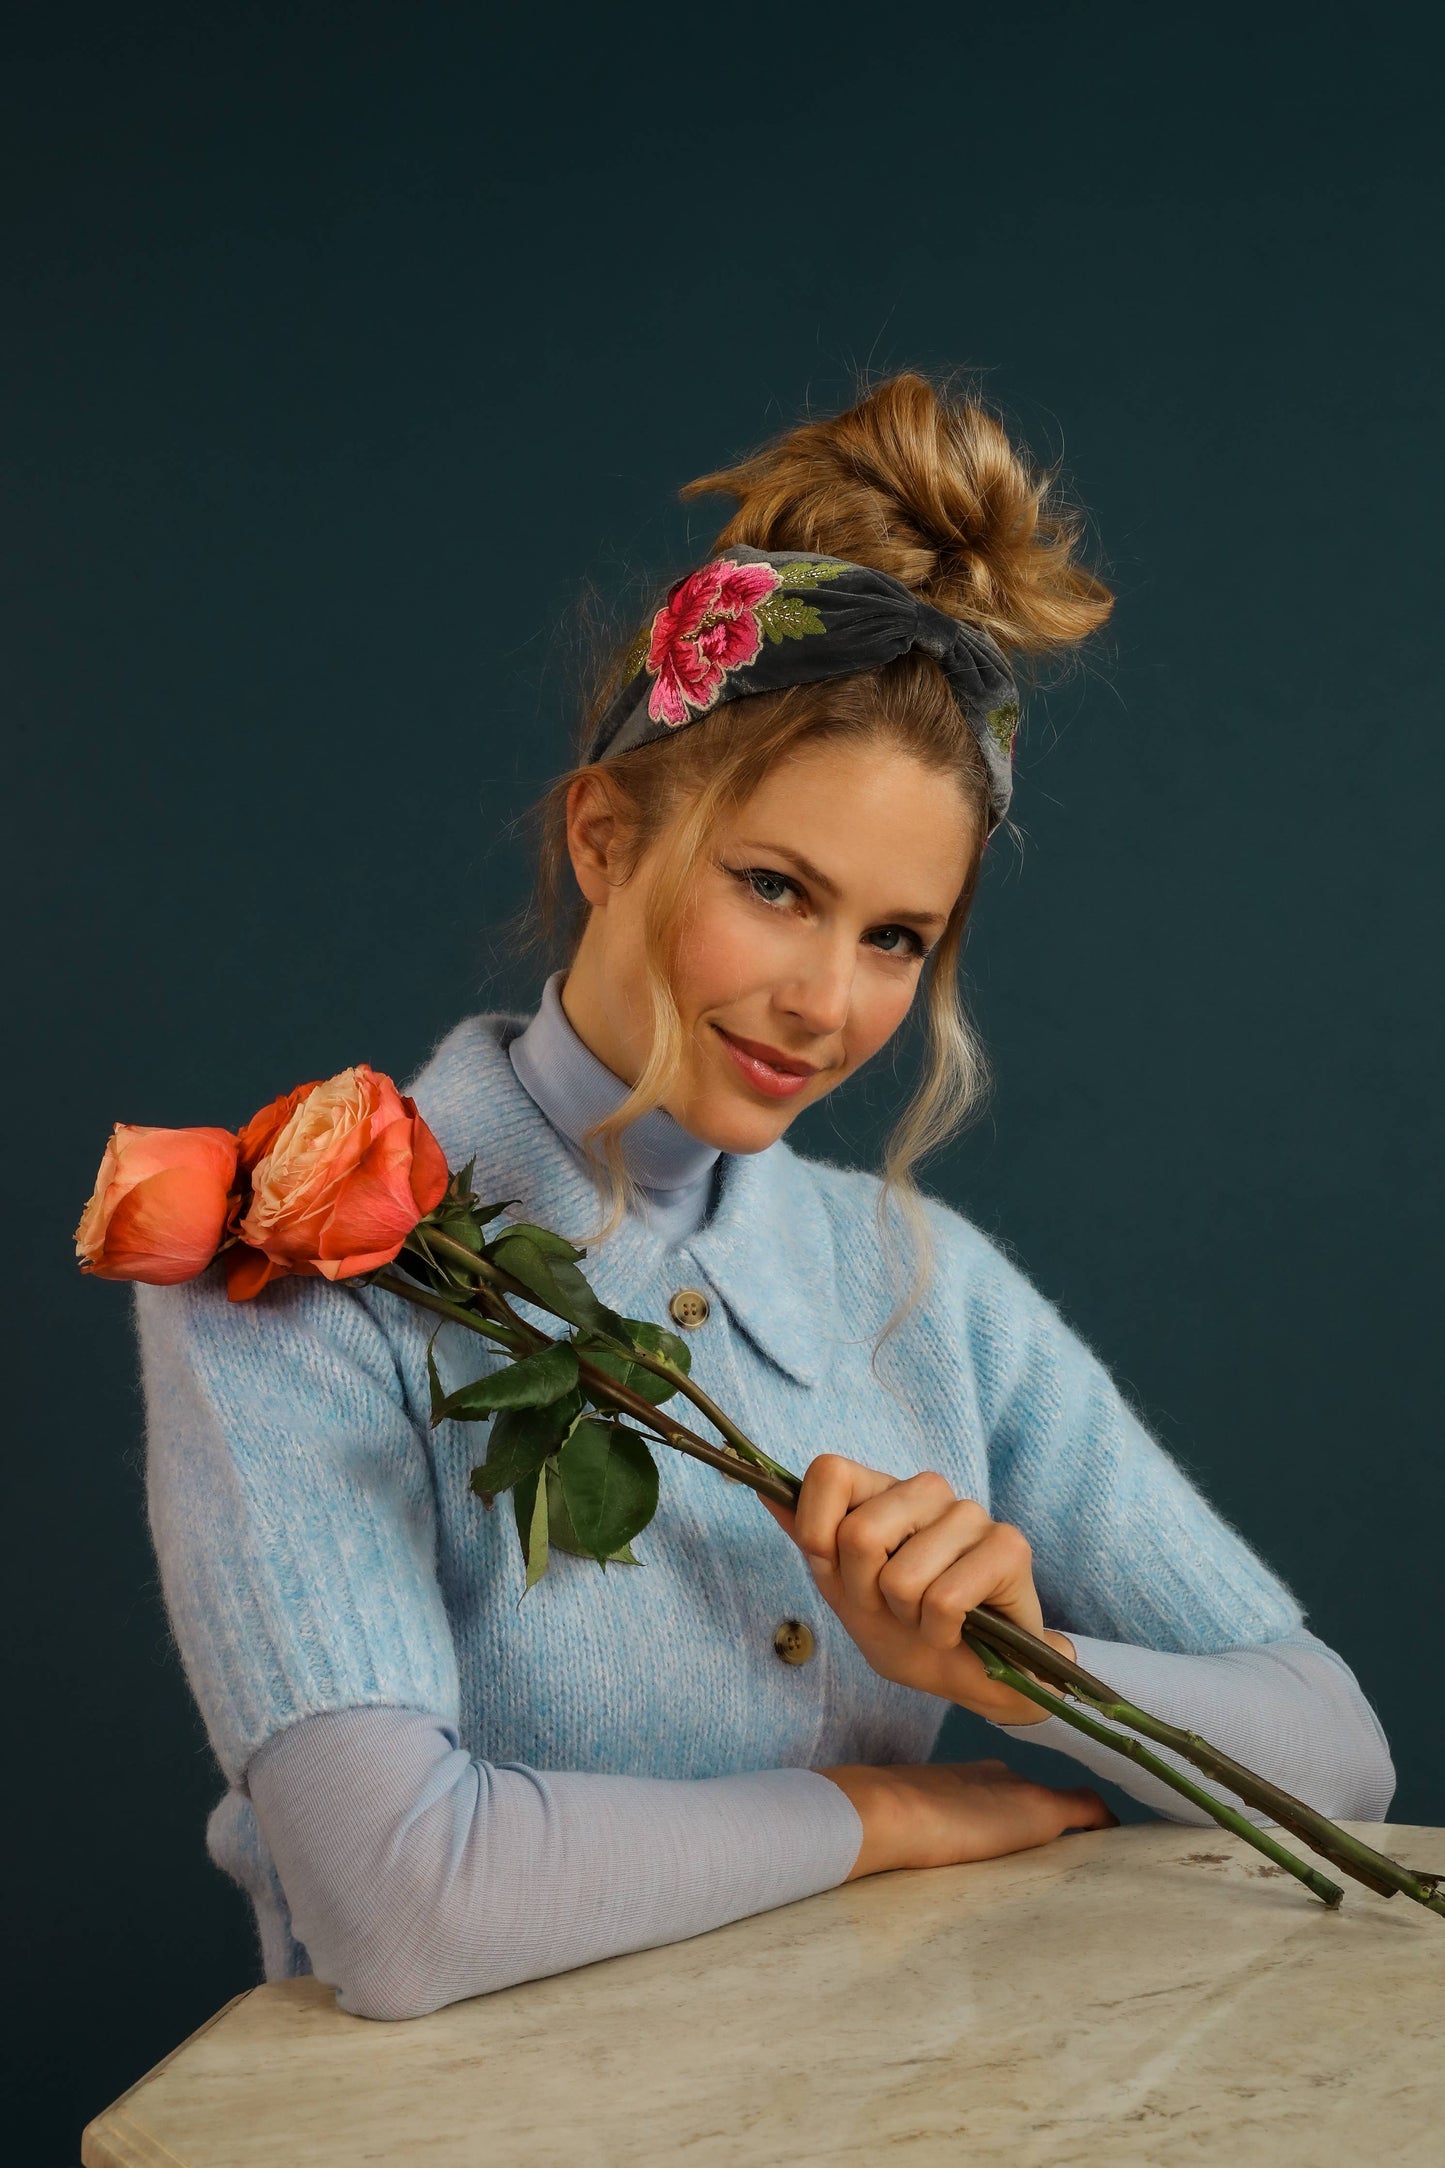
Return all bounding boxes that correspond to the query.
[586,544,1021,833]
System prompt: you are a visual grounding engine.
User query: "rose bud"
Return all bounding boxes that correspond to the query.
[75,1124,240,1285]
[228,1064,449,1301]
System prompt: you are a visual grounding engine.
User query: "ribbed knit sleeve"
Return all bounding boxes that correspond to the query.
[136,1268,461,1785]
[960,1228,1304,1652]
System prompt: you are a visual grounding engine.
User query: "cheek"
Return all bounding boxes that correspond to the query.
[844,974,919,1065]
[674,890,781,1009]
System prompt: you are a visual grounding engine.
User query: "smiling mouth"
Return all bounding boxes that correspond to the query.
[712,1024,821,1100]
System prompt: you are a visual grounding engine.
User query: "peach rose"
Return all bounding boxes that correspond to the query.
[234,1080,323,1175]
[75,1124,240,1285]
[227,1064,449,1302]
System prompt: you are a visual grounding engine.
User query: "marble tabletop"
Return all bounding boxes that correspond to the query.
[83,1820,1445,2167]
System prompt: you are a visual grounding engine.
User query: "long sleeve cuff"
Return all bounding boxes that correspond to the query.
[986,1627,1396,1828]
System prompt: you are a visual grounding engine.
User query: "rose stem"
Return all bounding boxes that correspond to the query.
[960,1629,1346,1906]
[966,1609,1443,1912]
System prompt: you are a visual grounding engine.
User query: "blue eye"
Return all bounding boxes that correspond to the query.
[870,926,927,960]
[744,869,794,906]
[726,865,928,962]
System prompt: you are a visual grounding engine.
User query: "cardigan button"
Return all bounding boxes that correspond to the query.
[773,1618,816,1666]
[668,1287,711,1330]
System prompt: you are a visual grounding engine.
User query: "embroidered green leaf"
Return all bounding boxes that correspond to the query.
[556,1418,660,1567]
[755,594,827,645]
[618,624,651,683]
[985,698,1020,753]
[470,1390,584,1500]
[774,559,850,588]
[435,1339,579,1421]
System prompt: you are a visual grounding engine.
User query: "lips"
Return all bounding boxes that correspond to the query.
[712,1025,820,1102]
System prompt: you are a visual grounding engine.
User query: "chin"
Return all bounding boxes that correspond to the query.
[685,1088,796,1157]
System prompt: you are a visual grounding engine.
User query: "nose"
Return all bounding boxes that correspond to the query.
[774,937,854,1041]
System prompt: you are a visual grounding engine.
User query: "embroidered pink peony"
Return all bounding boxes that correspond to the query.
[645,558,781,726]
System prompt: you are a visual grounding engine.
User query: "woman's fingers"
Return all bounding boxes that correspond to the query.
[792,1455,1038,1634]
[789,1453,900,1574]
[773,1455,1065,1721]
[908,1527,1041,1649]
[874,1503,1020,1630]
[821,1760,1119,1877]
[834,1481,991,1614]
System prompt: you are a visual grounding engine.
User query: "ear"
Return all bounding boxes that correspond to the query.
[565,772,627,908]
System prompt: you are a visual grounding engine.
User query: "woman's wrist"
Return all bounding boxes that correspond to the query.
[814,1764,896,1880]
[978,1628,1077,1726]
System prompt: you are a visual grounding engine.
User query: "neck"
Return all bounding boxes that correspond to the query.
[507,970,721,1196]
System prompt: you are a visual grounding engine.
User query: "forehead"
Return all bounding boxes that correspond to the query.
[723,741,977,893]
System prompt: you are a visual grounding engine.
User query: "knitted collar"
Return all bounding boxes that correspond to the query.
[410,1005,840,1388]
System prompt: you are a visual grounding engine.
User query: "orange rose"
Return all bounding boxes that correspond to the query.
[75,1124,240,1285]
[227,1064,449,1302]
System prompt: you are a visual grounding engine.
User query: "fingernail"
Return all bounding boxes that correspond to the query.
[805,1553,832,1577]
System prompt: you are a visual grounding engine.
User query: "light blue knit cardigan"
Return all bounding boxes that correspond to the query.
[137,1003,1310,1975]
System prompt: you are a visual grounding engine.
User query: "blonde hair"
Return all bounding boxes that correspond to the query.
[512,369,1113,1357]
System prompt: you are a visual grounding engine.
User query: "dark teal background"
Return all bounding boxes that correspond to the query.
[6,4,1442,2155]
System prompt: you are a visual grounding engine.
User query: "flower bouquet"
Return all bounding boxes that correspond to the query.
[78,1062,1444,1920]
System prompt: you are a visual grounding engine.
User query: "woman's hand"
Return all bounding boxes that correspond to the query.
[818,1759,1117,1879]
[761,1453,1076,1726]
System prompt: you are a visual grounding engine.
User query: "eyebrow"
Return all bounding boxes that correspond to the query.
[733,839,952,931]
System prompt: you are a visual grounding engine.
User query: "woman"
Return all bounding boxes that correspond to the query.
[136,372,1394,2022]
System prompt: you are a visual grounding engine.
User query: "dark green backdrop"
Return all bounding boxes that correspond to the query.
[6,5,1442,2155]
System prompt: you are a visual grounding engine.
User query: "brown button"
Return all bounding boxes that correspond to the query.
[773,1618,816,1666]
[668,1287,711,1329]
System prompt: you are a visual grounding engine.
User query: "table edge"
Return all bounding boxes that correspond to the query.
[81,1990,257,2168]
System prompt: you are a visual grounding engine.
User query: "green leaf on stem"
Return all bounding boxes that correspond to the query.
[472,1195,522,1226]
[470,1392,583,1501]
[513,1469,551,1595]
[435,1340,580,1422]
[487,1231,630,1342]
[575,1332,679,1406]
[393,1232,447,1293]
[425,1328,447,1425]
[543,1460,641,1565]
[556,1418,659,1566]
[622,1318,693,1376]
[491,1222,585,1262]
[432,1205,483,1254]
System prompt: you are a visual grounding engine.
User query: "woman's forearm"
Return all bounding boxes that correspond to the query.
[986,1626,1396,1827]
[247,1705,864,2021]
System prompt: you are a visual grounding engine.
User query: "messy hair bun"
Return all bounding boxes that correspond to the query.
[678,370,1113,657]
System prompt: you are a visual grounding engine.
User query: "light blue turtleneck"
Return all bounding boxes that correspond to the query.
[507,970,720,1247]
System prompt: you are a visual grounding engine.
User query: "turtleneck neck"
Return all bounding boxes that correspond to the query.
[506,970,721,1244]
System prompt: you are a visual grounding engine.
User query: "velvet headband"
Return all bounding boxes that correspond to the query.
[585,544,1021,832]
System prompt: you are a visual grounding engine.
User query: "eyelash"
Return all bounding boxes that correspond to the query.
[725,866,929,961]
